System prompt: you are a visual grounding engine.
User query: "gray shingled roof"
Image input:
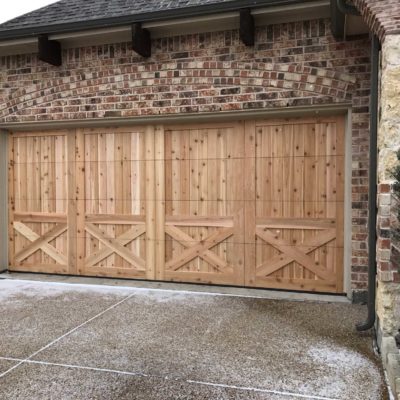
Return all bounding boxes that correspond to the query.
[0,0,235,32]
[0,0,307,40]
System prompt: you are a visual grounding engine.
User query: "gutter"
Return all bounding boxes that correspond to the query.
[330,0,360,39]
[0,0,316,41]
[336,0,360,16]
[356,34,380,332]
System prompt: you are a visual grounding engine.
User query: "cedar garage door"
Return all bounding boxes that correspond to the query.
[8,116,345,293]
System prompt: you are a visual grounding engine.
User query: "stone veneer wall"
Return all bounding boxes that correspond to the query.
[376,34,400,334]
[0,18,372,295]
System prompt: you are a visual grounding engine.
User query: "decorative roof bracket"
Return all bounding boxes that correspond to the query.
[38,35,62,66]
[131,23,151,58]
[240,9,255,46]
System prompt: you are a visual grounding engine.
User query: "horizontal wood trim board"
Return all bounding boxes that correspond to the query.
[83,266,147,278]
[256,218,336,230]
[85,214,146,224]
[13,212,68,223]
[165,216,234,227]
[11,264,69,274]
[1,104,350,132]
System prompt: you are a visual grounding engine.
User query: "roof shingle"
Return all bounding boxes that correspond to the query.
[0,0,235,32]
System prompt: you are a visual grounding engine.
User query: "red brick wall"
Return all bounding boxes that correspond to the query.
[377,184,400,284]
[0,18,372,293]
[354,0,400,41]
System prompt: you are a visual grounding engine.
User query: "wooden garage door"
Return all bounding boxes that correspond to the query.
[244,117,345,293]
[75,127,150,279]
[8,116,344,293]
[9,131,71,274]
[161,122,245,285]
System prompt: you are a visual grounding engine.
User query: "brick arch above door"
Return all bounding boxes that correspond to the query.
[353,0,400,41]
[1,61,357,123]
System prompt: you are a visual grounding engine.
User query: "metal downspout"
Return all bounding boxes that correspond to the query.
[356,35,380,331]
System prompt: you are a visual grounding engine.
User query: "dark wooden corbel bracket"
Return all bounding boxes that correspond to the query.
[132,23,151,58]
[38,35,62,66]
[240,9,255,46]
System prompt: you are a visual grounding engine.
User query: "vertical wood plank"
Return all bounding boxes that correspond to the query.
[8,133,15,270]
[67,131,77,274]
[40,136,49,264]
[55,135,65,259]
[32,136,41,265]
[198,128,208,273]
[244,120,256,286]
[155,125,165,280]
[207,129,218,265]
[335,116,345,292]
[145,125,156,280]
[90,133,100,262]
[122,131,132,268]
[49,136,56,265]
[105,132,115,267]
[75,129,86,275]
[15,138,27,259]
[0,132,8,271]
[164,130,173,263]
[189,129,200,272]
[114,132,124,267]
[98,132,107,267]
[232,122,245,285]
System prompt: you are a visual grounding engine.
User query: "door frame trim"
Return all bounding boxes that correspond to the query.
[0,130,8,271]
[0,103,351,132]
[343,109,353,299]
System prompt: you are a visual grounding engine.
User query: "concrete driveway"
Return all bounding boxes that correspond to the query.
[0,278,389,400]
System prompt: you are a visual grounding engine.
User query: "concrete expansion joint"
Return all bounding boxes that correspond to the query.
[0,355,342,400]
[0,279,388,399]
[0,292,135,380]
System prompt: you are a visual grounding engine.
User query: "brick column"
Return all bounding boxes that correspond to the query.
[376,184,400,337]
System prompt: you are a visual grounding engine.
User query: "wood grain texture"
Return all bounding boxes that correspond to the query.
[162,122,246,285]
[79,127,148,279]
[248,117,345,293]
[9,131,69,273]
[8,116,345,292]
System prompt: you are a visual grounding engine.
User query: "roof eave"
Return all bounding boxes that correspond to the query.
[0,0,313,41]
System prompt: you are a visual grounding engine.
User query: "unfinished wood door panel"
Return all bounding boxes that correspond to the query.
[245,117,345,293]
[77,127,150,279]
[9,131,71,274]
[161,122,245,285]
[8,116,345,293]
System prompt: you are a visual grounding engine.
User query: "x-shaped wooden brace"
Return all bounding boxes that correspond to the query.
[85,223,146,271]
[255,228,336,282]
[165,225,234,272]
[13,221,67,265]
